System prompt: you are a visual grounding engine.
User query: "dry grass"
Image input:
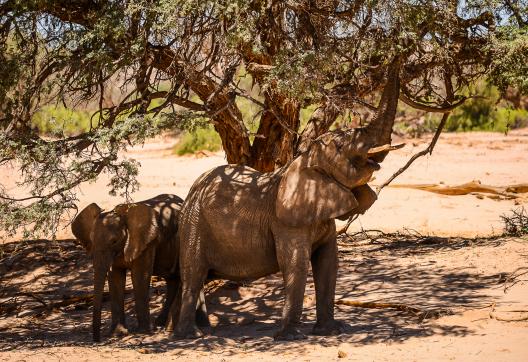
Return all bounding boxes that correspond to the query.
[501,207,528,237]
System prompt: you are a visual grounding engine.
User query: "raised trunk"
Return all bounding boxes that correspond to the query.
[92,257,111,342]
[364,58,401,152]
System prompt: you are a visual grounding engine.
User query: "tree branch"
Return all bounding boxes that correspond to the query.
[399,92,467,113]
[376,112,450,194]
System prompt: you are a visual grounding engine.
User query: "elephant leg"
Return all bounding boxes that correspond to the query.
[167,281,182,332]
[274,243,310,341]
[155,277,178,328]
[311,230,347,335]
[131,265,153,333]
[173,264,207,339]
[195,289,210,327]
[109,266,128,335]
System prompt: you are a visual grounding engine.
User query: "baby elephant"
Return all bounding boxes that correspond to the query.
[72,194,208,342]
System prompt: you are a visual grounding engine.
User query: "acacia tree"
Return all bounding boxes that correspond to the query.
[1,0,527,237]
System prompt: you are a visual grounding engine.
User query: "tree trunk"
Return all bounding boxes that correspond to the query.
[189,80,252,165]
[242,44,301,172]
[150,46,252,166]
[248,93,300,172]
[296,104,340,155]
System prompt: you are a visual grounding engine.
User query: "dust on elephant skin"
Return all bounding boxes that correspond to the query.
[175,128,393,340]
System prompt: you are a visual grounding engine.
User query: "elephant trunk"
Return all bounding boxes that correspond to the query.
[364,58,401,158]
[92,254,112,342]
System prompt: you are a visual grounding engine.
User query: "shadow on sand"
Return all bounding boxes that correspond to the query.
[0,233,508,355]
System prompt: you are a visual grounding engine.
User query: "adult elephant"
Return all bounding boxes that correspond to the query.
[175,62,401,340]
[72,194,208,342]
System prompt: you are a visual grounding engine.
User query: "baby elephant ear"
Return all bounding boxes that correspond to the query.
[123,204,158,263]
[276,167,359,227]
[71,203,102,252]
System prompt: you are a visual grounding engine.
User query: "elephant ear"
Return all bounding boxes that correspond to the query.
[71,203,102,252]
[336,184,377,221]
[123,204,158,263]
[351,184,377,215]
[276,166,359,227]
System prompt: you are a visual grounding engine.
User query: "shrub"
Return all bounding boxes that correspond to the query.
[394,82,528,136]
[31,106,96,136]
[446,84,528,132]
[501,207,528,237]
[174,125,222,155]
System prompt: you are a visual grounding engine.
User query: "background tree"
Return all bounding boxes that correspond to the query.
[1,0,527,237]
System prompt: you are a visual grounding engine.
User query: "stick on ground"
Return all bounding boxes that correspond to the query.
[336,298,452,319]
[489,312,528,322]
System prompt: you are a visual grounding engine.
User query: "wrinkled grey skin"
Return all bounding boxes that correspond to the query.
[175,134,380,340]
[72,194,208,342]
[175,62,401,340]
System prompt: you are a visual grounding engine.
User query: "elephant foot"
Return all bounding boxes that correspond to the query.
[164,321,175,333]
[110,323,129,337]
[172,325,204,340]
[274,325,306,341]
[135,324,152,335]
[155,315,168,328]
[312,319,348,336]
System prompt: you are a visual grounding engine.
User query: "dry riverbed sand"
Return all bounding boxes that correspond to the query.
[0,130,527,361]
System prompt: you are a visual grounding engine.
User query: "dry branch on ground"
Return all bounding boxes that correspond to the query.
[336,299,452,320]
[0,292,112,317]
[388,181,528,200]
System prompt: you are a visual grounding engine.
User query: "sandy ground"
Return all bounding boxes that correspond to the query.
[0,130,527,361]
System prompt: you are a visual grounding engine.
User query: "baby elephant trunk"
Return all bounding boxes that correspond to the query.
[92,255,112,342]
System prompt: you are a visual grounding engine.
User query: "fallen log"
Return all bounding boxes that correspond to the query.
[490,312,528,322]
[388,180,528,199]
[336,298,452,319]
[489,302,528,322]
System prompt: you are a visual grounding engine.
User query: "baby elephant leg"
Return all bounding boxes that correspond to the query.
[109,266,128,336]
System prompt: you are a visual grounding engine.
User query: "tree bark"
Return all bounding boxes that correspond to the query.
[150,46,252,165]
[296,104,340,155]
[248,91,300,171]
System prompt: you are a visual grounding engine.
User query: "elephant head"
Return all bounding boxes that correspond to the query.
[276,58,401,226]
[118,203,158,263]
[71,202,159,342]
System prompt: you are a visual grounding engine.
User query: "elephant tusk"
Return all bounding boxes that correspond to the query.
[367,143,405,156]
